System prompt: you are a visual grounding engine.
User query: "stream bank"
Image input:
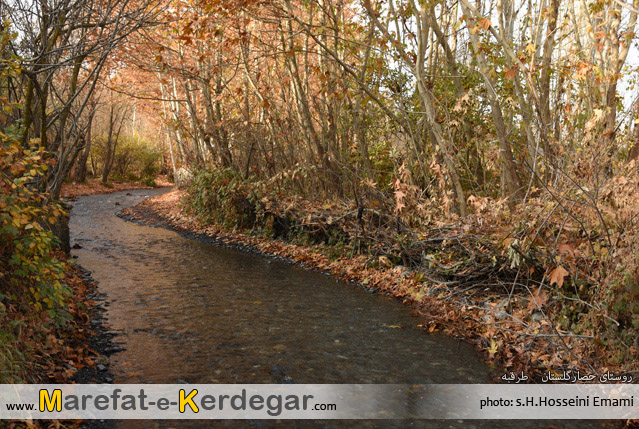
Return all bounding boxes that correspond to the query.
[65,188,615,428]
[71,187,491,385]
[120,189,506,377]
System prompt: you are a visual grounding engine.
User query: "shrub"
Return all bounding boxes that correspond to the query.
[183,167,260,229]
[91,134,162,183]
[0,124,71,382]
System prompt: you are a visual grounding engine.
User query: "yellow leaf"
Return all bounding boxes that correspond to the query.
[487,339,498,357]
[379,255,392,267]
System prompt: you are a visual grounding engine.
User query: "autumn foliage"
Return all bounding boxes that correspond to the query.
[0,118,71,382]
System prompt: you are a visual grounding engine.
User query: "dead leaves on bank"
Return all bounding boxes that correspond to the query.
[60,177,166,199]
[549,265,569,287]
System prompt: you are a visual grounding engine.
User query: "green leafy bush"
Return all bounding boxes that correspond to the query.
[0,126,71,382]
[91,133,162,184]
[183,167,260,229]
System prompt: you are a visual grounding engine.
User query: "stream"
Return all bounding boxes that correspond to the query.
[69,188,600,428]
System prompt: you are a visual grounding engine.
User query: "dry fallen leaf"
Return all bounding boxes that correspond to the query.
[549,265,569,287]
[487,339,499,357]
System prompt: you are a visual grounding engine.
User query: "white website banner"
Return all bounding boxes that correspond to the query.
[0,384,637,420]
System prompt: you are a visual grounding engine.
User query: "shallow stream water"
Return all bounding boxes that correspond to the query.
[69,188,602,428]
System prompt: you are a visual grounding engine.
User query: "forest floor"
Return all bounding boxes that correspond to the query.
[120,189,630,383]
[61,176,172,199]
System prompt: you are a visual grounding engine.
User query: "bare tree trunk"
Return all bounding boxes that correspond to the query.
[76,106,96,182]
[102,104,127,183]
[630,104,639,161]
[462,1,523,201]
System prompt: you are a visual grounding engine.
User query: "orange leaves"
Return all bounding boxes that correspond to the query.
[177,35,193,45]
[61,178,154,198]
[504,66,518,81]
[573,61,593,81]
[557,243,576,258]
[528,288,548,311]
[393,185,406,214]
[468,16,492,33]
[479,18,492,30]
[549,265,569,287]
[392,164,409,214]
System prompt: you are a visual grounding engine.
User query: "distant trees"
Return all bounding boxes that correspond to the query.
[0,0,159,197]
[100,100,130,183]
[74,96,99,183]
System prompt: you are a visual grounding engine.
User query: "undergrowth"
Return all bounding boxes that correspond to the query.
[0,109,74,382]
